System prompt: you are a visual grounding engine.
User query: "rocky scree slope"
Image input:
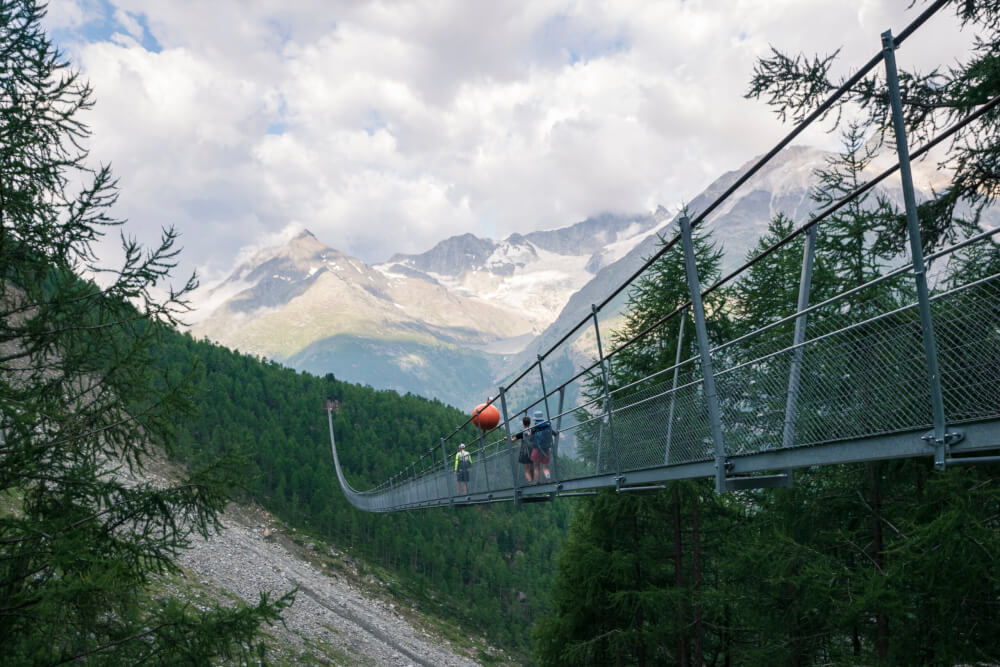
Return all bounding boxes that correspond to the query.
[128,458,498,666]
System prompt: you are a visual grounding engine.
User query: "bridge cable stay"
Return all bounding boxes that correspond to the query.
[329,1,1000,512]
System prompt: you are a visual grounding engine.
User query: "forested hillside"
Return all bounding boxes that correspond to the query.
[2,3,293,661]
[533,2,1000,663]
[154,330,571,652]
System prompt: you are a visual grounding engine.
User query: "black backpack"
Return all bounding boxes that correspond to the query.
[533,421,553,453]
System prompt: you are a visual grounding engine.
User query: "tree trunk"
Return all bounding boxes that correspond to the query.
[635,505,646,667]
[723,604,731,667]
[637,607,646,667]
[868,462,889,659]
[673,484,689,667]
[788,581,802,667]
[693,496,703,666]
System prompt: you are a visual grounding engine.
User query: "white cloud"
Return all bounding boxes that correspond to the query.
[42,0,975,302]
[112,8,143,40]
[45,0,89,30]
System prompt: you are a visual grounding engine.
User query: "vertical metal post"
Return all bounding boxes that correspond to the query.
[664,308,687,465]
[553,386,566,482]
[479,431,489,492]
[680,216,728,493]
[407,463,414,506]
[537,355,552,422]
[441,437,453,501]
[592,304,622,480]
[777,224,818,488]
[882,29,950,469]
[783,225,816,451]
[595,418,604,474]
[498,386,520,505]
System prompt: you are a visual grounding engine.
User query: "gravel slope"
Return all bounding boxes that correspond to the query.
[174,503,484,666]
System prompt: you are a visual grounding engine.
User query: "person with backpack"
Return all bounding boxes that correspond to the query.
[530,410,554,483]
[454,443,472,494]
[510,415,535,483]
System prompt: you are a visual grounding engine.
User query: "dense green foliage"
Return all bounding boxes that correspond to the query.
[536,216,1000,666]
[0,2,291,663]
[5,0,998,663]
[535,3,1000,664]
[155,330,571,652]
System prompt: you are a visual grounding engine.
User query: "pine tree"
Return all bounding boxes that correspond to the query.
[538,228,731,665]
[0,2,291,663]
[611,226,726,386]
[737,16,1000,658]
[745,0,999,252]
[574,225,726,470]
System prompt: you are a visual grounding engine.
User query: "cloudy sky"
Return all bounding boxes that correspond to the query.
[43,0,973,298]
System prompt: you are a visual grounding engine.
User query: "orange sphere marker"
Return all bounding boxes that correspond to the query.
[472,403,501,431]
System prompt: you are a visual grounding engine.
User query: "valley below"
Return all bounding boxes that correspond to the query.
[173,503,493,666]
[133,458,505,666]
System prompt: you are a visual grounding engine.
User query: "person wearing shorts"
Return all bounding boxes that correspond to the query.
[530,411,551,482]
[510,415,534,482]
[454,443,472,494]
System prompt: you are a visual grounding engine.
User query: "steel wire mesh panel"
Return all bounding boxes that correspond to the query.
[662,380,714,465]
[788,302,931,446]
[715,354,793,455]
[934,277,1000,424]
[562,416,599,477]
[476,440,517,495]
[608,371,714,469]
[439,469,449,497]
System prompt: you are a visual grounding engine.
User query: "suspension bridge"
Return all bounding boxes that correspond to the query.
[329,2,1000,512]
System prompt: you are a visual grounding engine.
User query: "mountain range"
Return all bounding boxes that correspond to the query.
[189,144,939,409]
[188,210,667,407]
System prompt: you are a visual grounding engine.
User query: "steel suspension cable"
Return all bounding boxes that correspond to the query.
[597,91,1000,371]
[364,0,958,490]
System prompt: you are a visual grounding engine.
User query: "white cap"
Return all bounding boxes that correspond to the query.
[459,443,466,449]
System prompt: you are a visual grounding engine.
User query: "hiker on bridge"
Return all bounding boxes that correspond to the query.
[454,443,472,494]
[511,415,535,483]
[530,410,554,483]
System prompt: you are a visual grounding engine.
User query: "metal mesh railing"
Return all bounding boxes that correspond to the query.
[334,246,1000,511]
[330,2,1000,512]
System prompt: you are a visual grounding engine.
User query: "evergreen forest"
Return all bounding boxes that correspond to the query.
[533,2,1000,664]
[3,0,1000,665]
[155,330,573,653]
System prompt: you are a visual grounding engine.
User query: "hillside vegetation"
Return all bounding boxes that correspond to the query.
[532,1,1000,662]
[157,329,571,654]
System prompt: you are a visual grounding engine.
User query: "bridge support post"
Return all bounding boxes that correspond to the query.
[479,431,489,493]
[499,386,520,506]
[553,386,566,483]
[664,307,687,465]
[882,29,953,470]
[442,438,453,502]
[778,224,818,486]
[537,355,552,423]
[407,463,414,506]
[680,216,728,493]
[592,304,622,481]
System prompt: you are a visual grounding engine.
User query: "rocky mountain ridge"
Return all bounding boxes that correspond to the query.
[190,143,923,407]
[189,209,673,405]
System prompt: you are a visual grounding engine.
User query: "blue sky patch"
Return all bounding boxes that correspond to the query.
[534,13,629,66]
[49,0,161,53]
[363,110,388,136]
